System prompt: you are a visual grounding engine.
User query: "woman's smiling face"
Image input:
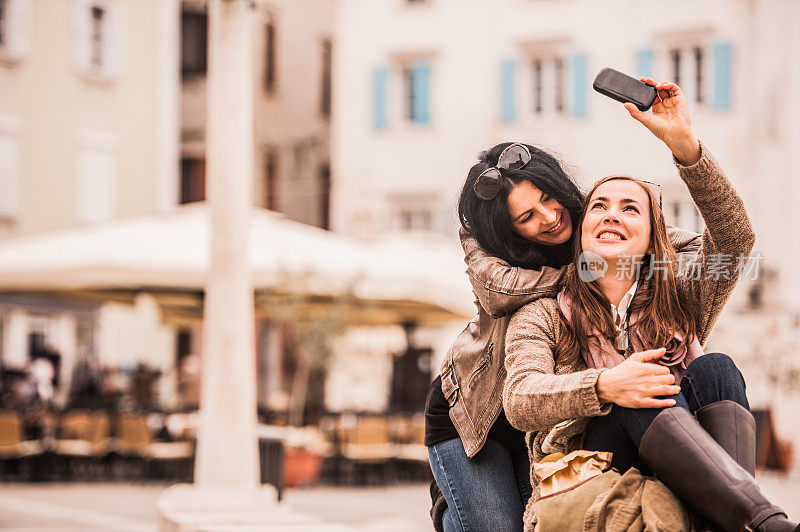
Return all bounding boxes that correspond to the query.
[581,179,652,261]
[506,180,573,245]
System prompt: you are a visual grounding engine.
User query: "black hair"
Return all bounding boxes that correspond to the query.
[457,142,584,269]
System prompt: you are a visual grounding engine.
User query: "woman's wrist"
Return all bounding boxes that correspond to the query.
[595,369,611,404]
[669,133,701,166]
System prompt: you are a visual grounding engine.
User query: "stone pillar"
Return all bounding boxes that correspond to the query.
[195,0,258,487]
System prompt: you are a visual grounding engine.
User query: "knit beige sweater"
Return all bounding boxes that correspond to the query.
[503,144,755,531]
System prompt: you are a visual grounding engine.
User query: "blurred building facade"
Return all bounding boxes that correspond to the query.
[1,0,799,449]
[0,0,180,407]
[0,0,340,415]
[330,0,800,445]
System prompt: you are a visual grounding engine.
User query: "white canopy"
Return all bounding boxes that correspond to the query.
[0,206,474,323]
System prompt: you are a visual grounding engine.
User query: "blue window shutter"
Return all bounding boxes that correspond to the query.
[571,53,587,118]
[713,42,733,110]
[411,60,431,125]
[373,67,388,129]
[501,59,516,122]
[637,48,654,79]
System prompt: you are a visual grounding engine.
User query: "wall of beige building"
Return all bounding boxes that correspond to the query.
[181,0,334,227]
[0,0,178,237]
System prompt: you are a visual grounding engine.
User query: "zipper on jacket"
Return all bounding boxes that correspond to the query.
[467,341,493,389]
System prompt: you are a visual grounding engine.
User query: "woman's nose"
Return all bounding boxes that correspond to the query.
[602,211,621,223]
[541,207,558,225]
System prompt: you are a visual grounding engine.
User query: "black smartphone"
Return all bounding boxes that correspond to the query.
[592,68,658,112]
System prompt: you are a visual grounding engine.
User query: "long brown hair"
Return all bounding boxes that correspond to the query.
[556,176,696,362]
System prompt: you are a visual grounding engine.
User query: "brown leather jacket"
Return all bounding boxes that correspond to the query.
[439,226,702,458]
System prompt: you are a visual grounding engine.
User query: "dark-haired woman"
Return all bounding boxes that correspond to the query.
[503,80,798,531]
[424,141,699,530]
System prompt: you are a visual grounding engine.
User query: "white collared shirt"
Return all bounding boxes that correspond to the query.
[611,281,638,351]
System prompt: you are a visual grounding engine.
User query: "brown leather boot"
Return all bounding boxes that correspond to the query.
[696,400,756,476]
[639,407,798,532]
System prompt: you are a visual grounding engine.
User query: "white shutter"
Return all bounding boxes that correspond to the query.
[0,132,19,219]
[78,146,114,223]
[73,0,90,74]
[2,0,31,61]
[104,0,122,79]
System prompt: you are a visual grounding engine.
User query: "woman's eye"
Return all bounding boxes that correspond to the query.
[591,202,605,210]
[542,194,552,203]
[624,206,639,213]
[520,213,533,223]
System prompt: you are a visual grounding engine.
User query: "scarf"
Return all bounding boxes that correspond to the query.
[556,279,703,383]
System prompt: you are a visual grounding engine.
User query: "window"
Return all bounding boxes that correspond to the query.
[693,47,704,104]
[264,21,276,93]
[0,128,19,221]
[90,6,105,69]
[179,157,205,204]
[181,11,207,76]
[373,58,433,129]
[670,48,681,87]
[77,141,114,224]
[74,1,120,81]
[74,1,118,80]
[528,54,567,115]
[320,39,332,118]
[0,0,31,63]
[0,0,6,47]
[532,59,542,113]
[262,149,278,211]
[667,199,703,234]
[389,192,438,232]
[404,66,415,120]
[400,209,432,231]
[662,43,716,106]
[318,163,330,230]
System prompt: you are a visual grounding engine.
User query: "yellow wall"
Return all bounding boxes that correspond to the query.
[0,0,170,237]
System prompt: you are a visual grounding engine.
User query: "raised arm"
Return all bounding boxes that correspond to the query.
[624,79,755,344]
[502,299,608,432]
[460,227,566,318]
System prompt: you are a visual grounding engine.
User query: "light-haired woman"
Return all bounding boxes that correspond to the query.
[504,80,798,532]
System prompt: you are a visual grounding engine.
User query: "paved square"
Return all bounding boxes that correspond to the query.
[1,474,799,531]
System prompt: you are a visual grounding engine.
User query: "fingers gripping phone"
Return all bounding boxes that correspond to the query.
[592,68,658,111]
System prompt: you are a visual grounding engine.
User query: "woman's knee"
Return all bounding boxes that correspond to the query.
[694,352,736,371]
[688,353,745,384]
[684,352,749,408]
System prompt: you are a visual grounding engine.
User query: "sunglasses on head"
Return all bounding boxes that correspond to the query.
[640,179,663,209]
[473,143,532,201]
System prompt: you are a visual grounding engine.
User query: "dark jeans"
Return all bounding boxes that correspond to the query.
[582,352,749,472]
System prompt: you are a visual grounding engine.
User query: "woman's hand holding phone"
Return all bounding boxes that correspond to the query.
[595,347,682,409]
[624,78,701,166]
